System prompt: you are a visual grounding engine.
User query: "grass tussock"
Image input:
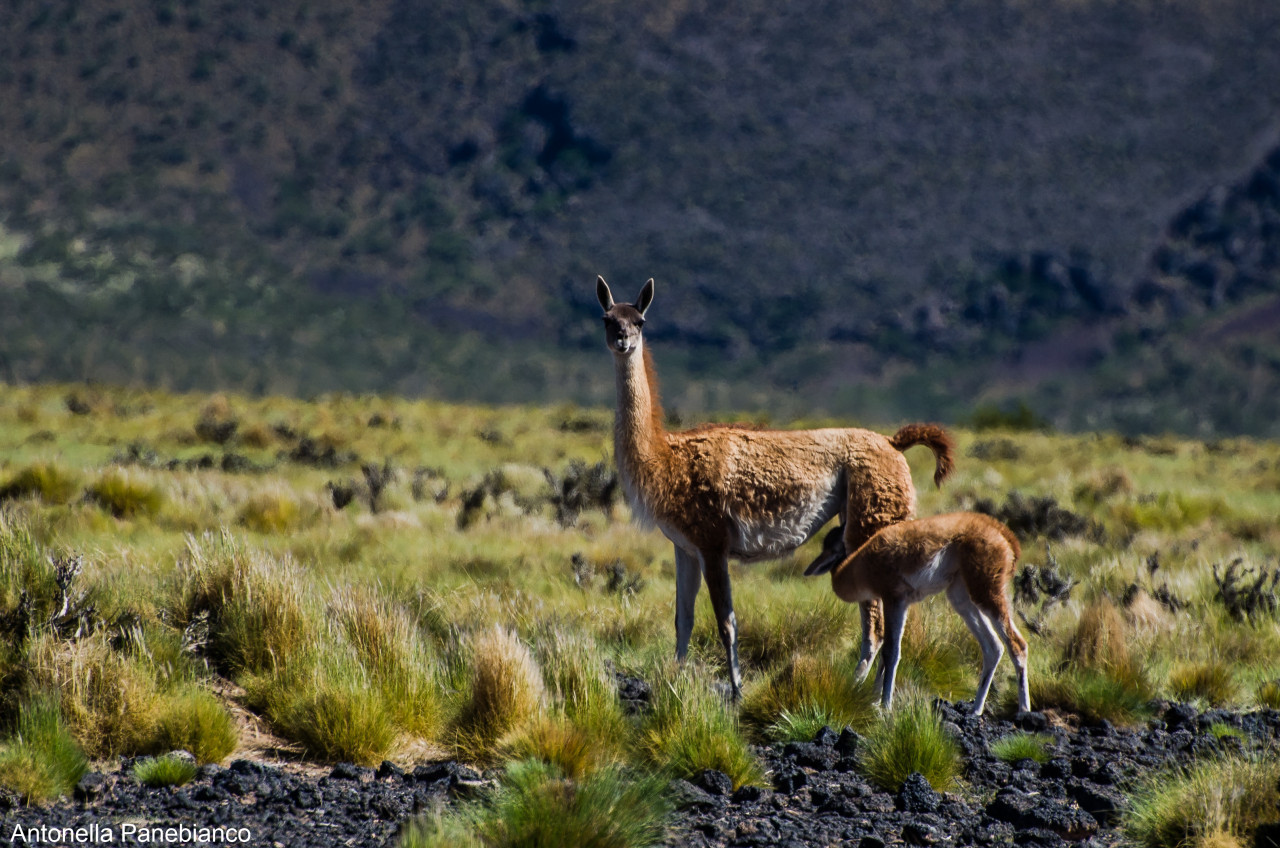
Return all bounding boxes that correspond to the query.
[454,627,547,761]
[504,715,619,780]
[0,695,88,804]
[642,666,765,789]
[175,532,318,675]
[331,586,443,740]
[481,760,668,848]
[1064,597,1133,675]
[30,632,161,758]
[1257,679,1280,710]
[1169,662,1238,707]
[740,652,877,743]
[989,731,1054,764]
[0,463,81,505]
[86,470,164,518]
[857,697,962,793]
[533,626,626,738]
[1124,755,1280,848]
[1029,667,1154,726]
[153,687,239,764]
[246,647,396,765]
[734,593,854,670]
[133,753,199,787]
[401,760,668,848]
[238,489,305,534]
[1030,595,1155,725]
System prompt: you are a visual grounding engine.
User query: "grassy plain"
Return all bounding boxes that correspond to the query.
[0,382,1278,843]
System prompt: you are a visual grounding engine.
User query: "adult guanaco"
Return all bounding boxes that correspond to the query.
[826,511,1030,715]
[596,276,954,697]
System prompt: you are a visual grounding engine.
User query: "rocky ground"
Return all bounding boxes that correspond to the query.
[4,699,1278,848]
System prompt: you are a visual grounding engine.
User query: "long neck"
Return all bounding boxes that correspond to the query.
[613,343,670,492]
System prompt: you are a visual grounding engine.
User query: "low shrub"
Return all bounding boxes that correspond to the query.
[1124,755,1280,848]
[856,697,962,793]
[1211,560,1280,623]
[0,695,88,804]
[989,731,1054,765]
[133,753,199,787]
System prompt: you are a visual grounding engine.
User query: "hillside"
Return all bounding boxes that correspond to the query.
[2,0,1280,434]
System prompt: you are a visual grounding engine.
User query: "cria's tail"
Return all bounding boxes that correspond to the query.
[889,423,956,488]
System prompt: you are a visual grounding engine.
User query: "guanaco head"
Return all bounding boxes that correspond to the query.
[596,276,654,356]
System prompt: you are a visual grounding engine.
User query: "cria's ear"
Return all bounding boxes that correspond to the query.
[636,278,655,316]
[596,276,615,311]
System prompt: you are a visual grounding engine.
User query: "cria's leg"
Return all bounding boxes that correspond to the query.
[948,582,1003,716]
[879,598,910,710]
[701,549,743,699]
[855,600,883,684]
[674,546,701,662]
[992,603,1030,713]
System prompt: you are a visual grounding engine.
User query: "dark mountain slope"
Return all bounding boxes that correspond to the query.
[1,0,1279,433]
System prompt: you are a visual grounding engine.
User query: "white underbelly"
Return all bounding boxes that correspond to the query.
[728,485,840,563]
[902,547,959,603]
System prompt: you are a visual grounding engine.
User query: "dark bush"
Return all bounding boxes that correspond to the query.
[974,492,1092,540]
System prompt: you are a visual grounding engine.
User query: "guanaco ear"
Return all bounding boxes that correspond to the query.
[596,276,615,311]
[635,278,655,316]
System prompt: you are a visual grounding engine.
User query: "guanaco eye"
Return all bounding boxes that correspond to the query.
[635,318,645,328]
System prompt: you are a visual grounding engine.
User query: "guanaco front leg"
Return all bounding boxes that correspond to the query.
[673,546,701,662]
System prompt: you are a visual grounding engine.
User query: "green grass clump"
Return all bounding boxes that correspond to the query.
[454,627,547,762]
[482,760,668,848]
[740,652,877,743]
[247,648,396,766]
[505,716,620,781]
[86,470,164,518]
[400,760,668,848]
[399,809,485,848]
[1124,756,1280,848]
[132,753,199,787]
[857,697,962,793]
[1169,663,1238,707]
[1036,597,1155,725]
[0,463,81,505]
[1207,723,1244,742]
[989,731,1054,765]
[0,696,88,804]
[642,667,765,789]
[153,687,239,764]
[1029,668,1154,727]
[1257,680,1280,709]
